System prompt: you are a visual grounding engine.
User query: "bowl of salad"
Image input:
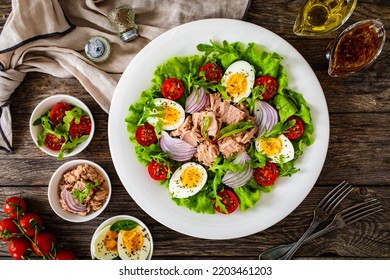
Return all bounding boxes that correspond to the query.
[108,19,329,239]
[30,94,95,159]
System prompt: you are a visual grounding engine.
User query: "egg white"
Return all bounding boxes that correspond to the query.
[92,225,119,260]
[222,60,255,103]
[255,134,295,164]
[169,162,208,199]
[117,226,151,260]
[147,98,185,131]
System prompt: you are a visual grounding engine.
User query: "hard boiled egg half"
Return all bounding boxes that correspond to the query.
[255,134,295,164]
[147,98,185,131]
[169,162,208,198]
[92,220,152,260]
[222,60,255,103]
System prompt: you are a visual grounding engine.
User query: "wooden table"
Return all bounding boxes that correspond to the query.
[1,0,389,260]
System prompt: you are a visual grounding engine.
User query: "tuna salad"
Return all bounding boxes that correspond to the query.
[59,164,108,216]
[126,40,315,215]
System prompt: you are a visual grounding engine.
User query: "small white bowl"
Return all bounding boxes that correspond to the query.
[30,94,95,159]
[90,215,154,260]
[48,159,111,223]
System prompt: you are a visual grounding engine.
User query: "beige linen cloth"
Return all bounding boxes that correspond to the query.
[0,0,250,153]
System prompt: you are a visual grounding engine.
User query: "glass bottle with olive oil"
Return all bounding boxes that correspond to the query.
[293,0,357,36]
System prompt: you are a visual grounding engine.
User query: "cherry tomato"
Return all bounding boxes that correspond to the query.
[199,63,223,84]
[55,249,77,260]
[254,76,278,100]
[3,197,27,219]
[214,189,239,214]
[69,117,92,138]
[44,133,65,150]
[19,213,43,237]
[284,116,305,140]
[147,160,171,180]
[0,218,20,241]
[161,77,184,100]
[253,162,279,186]
[49,103,72,126]
[8,237,31,260]
[32,232,55,257]
[135,123,157,146]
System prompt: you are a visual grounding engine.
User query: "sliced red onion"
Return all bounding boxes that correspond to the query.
[160,131,196,161]
[185,87,209,113]
[222,151,253,188]
[61,188,87,212]
[254,100,279,136]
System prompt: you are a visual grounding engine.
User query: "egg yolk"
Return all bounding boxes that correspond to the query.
[180,166,203,189]
[260,137,283,156]
[225,73,248,98]
[104,230,118,251]
[159,105,180,127]
[122,228,144,253]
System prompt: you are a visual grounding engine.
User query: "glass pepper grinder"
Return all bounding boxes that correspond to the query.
[107,5,139,42]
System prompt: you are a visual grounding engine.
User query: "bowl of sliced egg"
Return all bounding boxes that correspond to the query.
[90,215,153,260]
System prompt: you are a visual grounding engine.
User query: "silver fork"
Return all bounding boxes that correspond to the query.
[278,181,353,260]
[259,198,382,260]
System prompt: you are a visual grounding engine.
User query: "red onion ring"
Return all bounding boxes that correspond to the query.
[160,131,196,161]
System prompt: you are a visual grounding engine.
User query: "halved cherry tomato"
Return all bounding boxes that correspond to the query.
[55,249,77,260]
[161,77,184,100]
[44,133,65,150]
[32,232,55,257]
[199,63,223,84]
[135,123,157,146]
[254,162,279,186]
[8,237,31,260]
[19,213,43,237]
[49,103,72,126]
[214,189,239,214]
[3,197,27,219]
[0,218,20,241]
[284,116,305,140]
[148,160,170,180]
[69,117,92,138]
[254,76,278,100]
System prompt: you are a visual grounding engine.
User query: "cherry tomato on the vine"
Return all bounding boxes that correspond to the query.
[19,213,43,237]
[8,237,31,260]
[253,162,279,186]
[0,218,20,241]
[55,249,77,260]
[199,63,223,84]
[284,116,305,140]
[147,160,171,180]
[254,76,278,100]
[135,123,157,146]
[214,189,239,214]
[49,103,72,126]
[32,232,55,257]
[161,77,184,100]
[3,197,27,219]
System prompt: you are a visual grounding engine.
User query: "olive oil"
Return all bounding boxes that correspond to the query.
[293,0,357,36]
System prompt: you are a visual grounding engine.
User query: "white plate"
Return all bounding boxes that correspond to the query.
[108,19,329,240]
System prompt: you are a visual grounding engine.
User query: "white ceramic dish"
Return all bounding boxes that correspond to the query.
[30,94,95,158]
[108,19,329,239]
[48,159,111,223]
[90,215,153,260]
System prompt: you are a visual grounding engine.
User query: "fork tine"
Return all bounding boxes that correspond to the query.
[320,181,353,214]
[317,181,347,206]
[343,200,383,225]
